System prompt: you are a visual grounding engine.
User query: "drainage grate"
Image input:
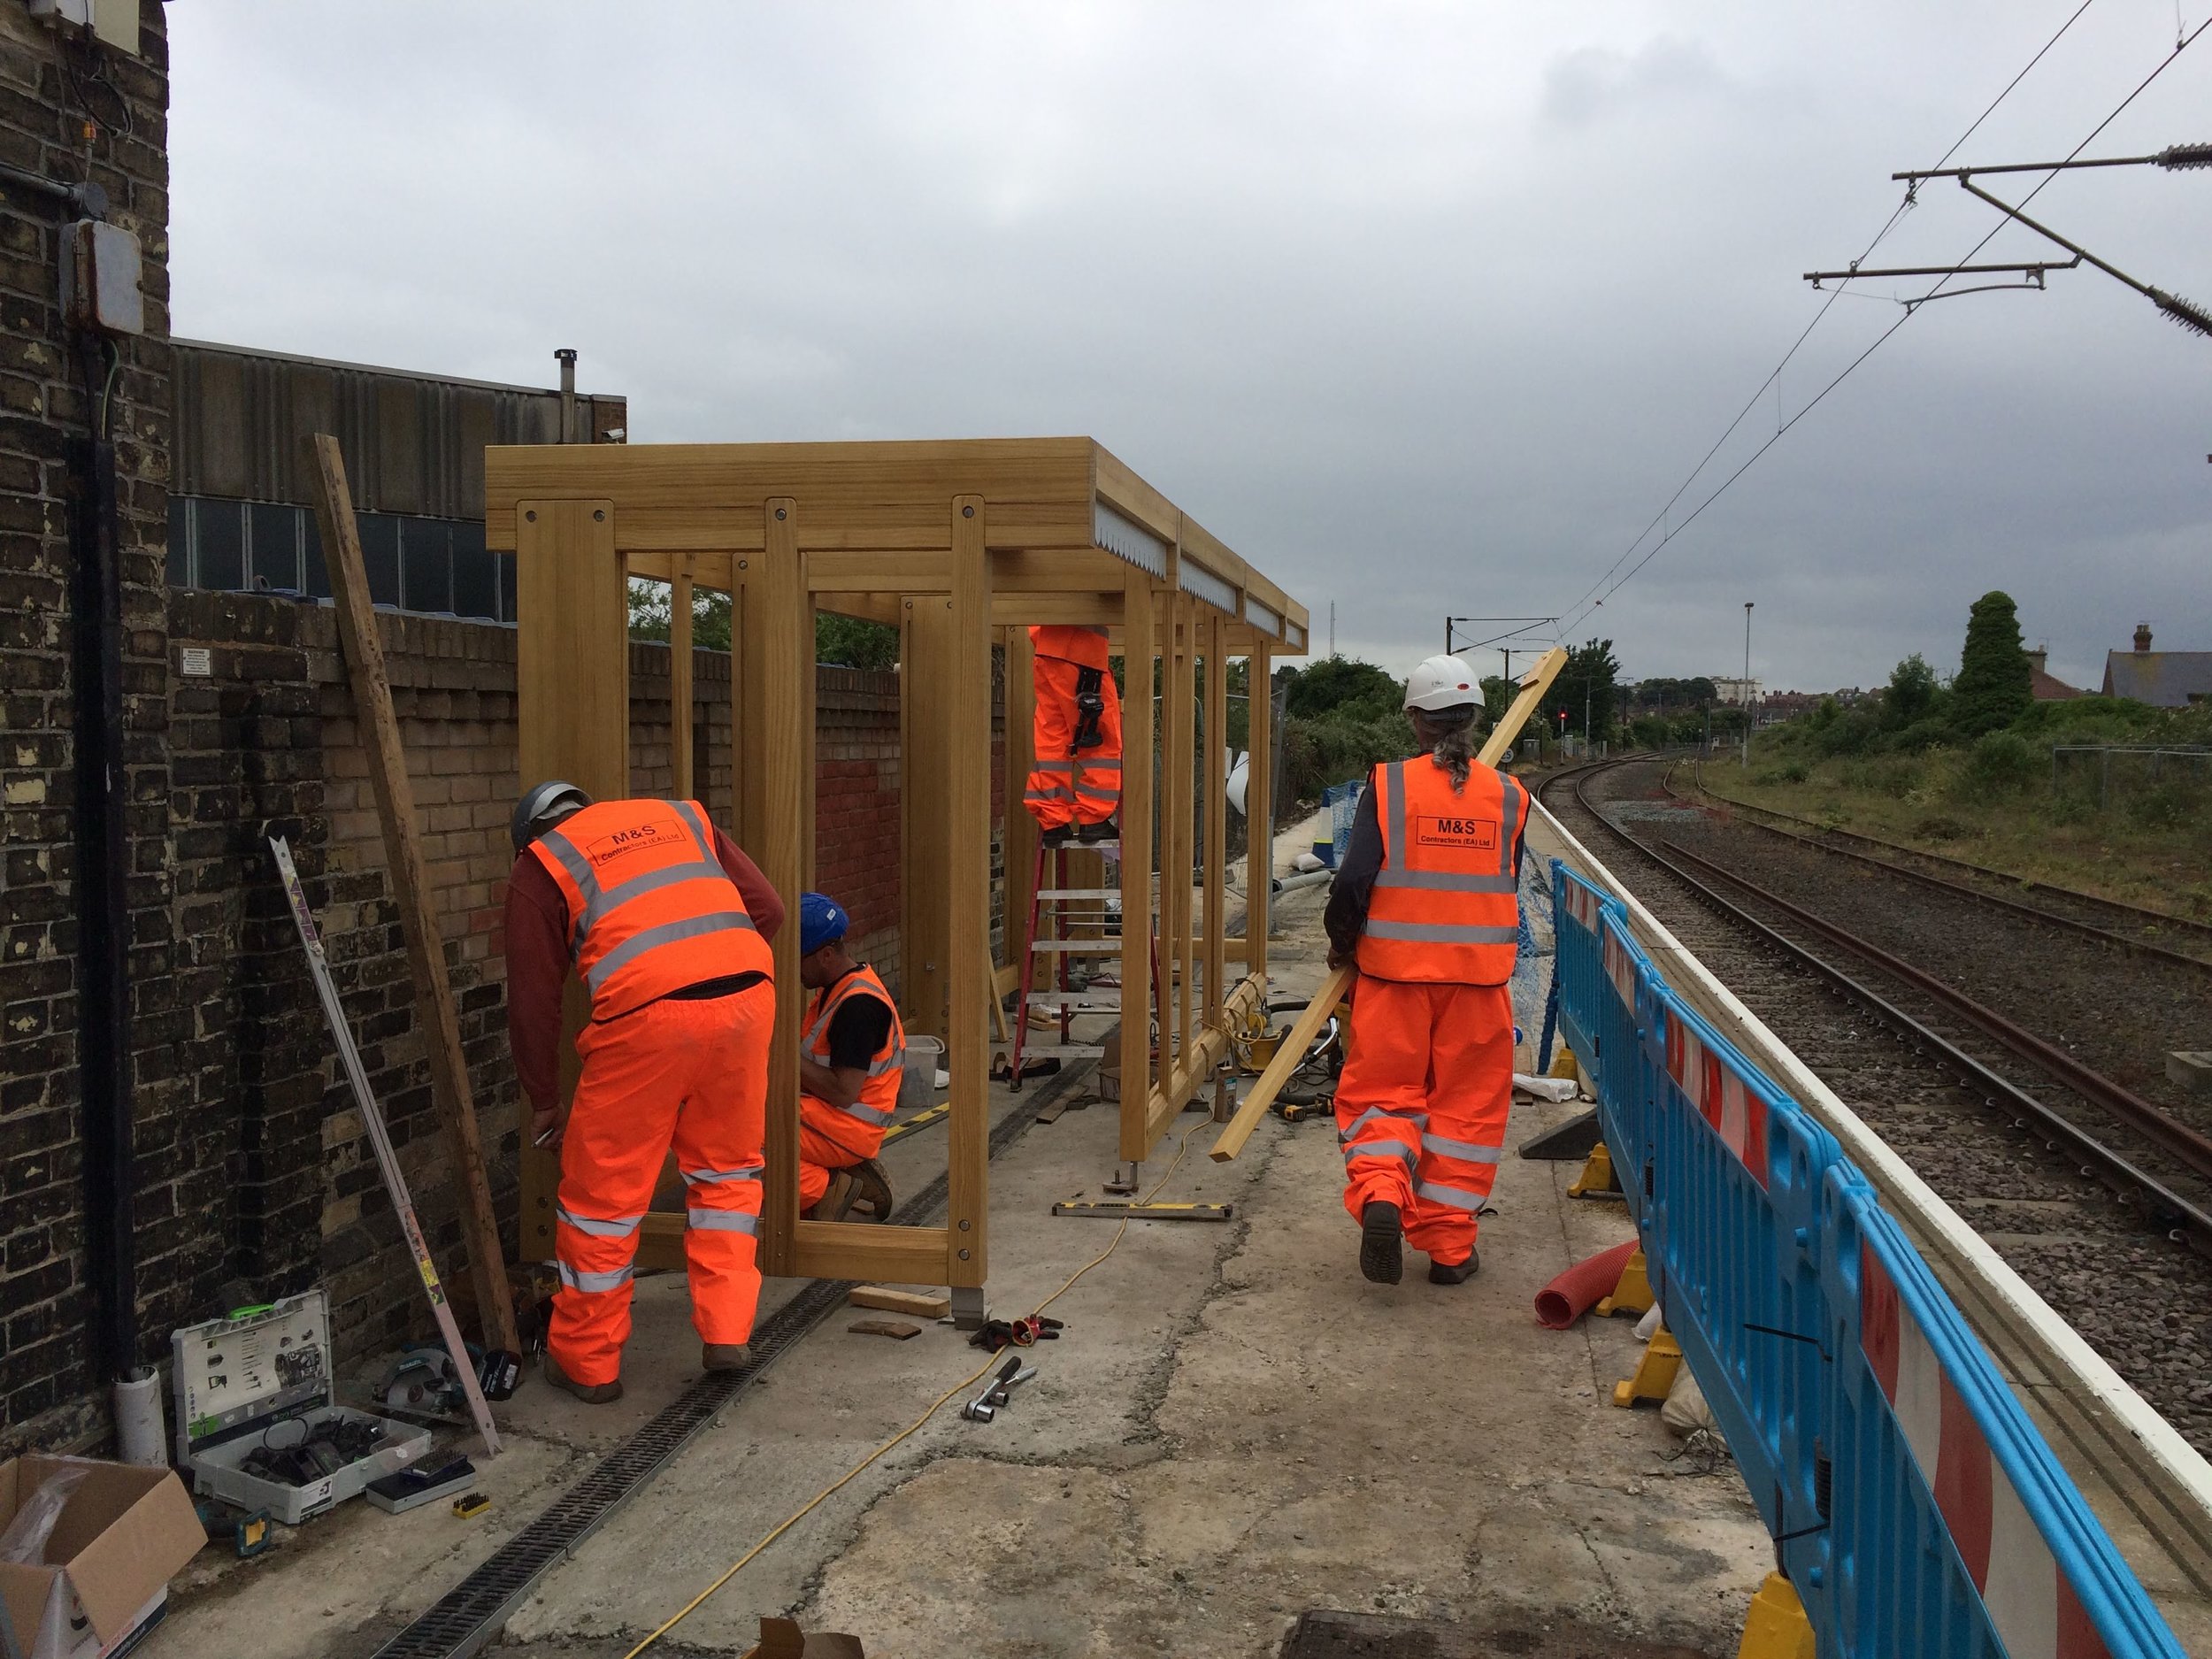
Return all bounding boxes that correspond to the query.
[372,1078,1069,1659]
[1279,1612,1717,1659]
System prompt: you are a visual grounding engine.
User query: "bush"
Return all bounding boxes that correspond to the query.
[1966,730,2040,793]
[1951,591,2032,738]
[1887,717,1953,755]
[1816,709,1882,757]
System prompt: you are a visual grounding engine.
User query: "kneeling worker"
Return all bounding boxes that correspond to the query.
[1325,656,1530,1286]
[506,784,784,1403]
[796,892,902,1224]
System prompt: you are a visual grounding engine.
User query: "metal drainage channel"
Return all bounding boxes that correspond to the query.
[372,1066,1084,1659]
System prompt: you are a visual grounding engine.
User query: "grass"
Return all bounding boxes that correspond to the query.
[1693,742,2212,923]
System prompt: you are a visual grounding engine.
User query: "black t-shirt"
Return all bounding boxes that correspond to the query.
[821,969,895,1071]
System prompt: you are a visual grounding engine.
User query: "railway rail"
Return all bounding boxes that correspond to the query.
[1676,759,2212,965]
[1532,751,2212,1610]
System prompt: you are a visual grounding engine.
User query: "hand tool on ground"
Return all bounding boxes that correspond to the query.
[967,1315,1062,1351]
[271,835,503,1456]
[961,1356,1025,1422]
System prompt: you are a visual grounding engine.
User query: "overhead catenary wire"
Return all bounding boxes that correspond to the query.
[1550,0,2106,637]
[1554,8,2207,640]
[618,1120,1212,1658]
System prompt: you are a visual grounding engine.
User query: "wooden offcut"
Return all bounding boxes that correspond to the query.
[303,434,518,1356]
[848,1286,952,1319]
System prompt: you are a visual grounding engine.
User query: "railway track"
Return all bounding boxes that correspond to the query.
[1675,760,2212,967]
[1539,753,2212,1458]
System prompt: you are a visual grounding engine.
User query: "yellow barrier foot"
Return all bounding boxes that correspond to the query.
[1566,1140,1622,1200]
[1610,1325,1682,1409]
[1595,1248,1654,1318]
[1548,1048,1579,1082]
[1736,1571,1815,1659]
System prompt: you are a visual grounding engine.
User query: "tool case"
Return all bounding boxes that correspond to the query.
[171,1290,430,1526]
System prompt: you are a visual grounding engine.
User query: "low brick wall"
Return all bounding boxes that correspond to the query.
[157,590,912,1371]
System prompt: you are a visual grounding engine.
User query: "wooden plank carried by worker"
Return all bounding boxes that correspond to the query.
[1210,646,1569,1162]
[304,434,519,1356]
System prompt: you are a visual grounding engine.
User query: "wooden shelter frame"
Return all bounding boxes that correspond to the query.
[486,438,1310,1302]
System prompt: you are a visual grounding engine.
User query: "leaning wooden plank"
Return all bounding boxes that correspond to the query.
[1210,647,1570,1163]
[305,434,520,1359]
[847,1286,953,1319]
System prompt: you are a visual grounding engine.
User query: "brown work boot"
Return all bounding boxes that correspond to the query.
[845,1158,895,1223]
[702,1342,751,1372]
[805,1169,858,1223]
[543,1352,623,1405]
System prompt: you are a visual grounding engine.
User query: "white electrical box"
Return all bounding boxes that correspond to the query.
[61,219,142,338]
[171,1290,431,1527]
[29,0,138,53]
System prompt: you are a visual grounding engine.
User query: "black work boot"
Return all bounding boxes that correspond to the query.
[1359,1201,1403,1285]
[1428,1248,1480,1286]
[1077,818,1118,844]
[543,1352,623,1405]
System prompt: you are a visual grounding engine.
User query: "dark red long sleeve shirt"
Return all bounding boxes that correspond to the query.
[504,826,785,1110]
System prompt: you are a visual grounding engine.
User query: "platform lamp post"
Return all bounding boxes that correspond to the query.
[1741,601,1754,769]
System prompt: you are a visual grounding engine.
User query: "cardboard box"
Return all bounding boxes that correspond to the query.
[0,1455,203,1659]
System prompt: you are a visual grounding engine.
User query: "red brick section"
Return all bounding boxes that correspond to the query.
[816,667,902,985]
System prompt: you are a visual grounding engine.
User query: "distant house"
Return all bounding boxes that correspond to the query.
[2101,624,2212,707]
[2026,648,2087,702]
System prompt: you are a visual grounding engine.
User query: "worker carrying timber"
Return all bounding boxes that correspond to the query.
[1024,624,1122,845]
[505,783,785,1404]
[795,891,902,1225]
[1324,655,1530,1286]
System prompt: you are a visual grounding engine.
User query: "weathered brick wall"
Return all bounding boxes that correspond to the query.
[0,4,173,1450]
[815,668,902,986]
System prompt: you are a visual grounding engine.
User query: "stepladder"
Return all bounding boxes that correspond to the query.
[1001,836,1164,1093]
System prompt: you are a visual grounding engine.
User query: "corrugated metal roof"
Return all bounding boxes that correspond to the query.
[2101,650,2212,706]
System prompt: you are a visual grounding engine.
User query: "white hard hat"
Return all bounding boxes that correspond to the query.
[1403,655,1485,714]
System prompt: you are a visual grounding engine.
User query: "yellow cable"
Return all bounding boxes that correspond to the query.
[621,1123,1207,1657]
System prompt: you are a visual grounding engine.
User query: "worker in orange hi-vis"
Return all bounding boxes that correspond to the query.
[1025,624,1122,846]
[793,891,902,1225]
[504,783,785,1404]
[1323,656,1531,1287]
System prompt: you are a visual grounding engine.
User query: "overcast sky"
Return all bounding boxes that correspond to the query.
[167,4,2206,694]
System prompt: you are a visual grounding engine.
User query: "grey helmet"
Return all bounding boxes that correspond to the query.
[511,780,592,851]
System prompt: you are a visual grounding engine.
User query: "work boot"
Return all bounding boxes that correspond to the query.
[542,1352,623,1405]
[806,1169,858,1223]
[1359,1201,1403,1285]
[846,1158,895,1223]
[1041,825,1074,847]
[1076,818,1118,844]
[1428,1249,1480,1286]
[702,1342,751,1372]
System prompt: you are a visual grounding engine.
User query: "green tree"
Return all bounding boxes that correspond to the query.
[1282,656,1402,720]
[1883,653,1939,726]
[630,580,896,667]
[1951,589,2032,738]
[1546,638,1621,740]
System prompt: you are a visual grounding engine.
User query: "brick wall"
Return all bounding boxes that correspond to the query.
[816,667,902,985]
[0,4,172,1449]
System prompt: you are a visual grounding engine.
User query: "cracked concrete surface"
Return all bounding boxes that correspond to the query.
[147,858,1770,1658]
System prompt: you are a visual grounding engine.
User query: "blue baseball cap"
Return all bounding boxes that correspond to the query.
[799,892,849,956]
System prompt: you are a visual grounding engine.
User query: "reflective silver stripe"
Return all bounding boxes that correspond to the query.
[1071,758,1122,772]
[840,1100,897,1126]
[687,1208,762,1235]
[584,911,758,993]
[864,1051,903,1078]
[1345,1141,1417,1170]
[681,1164,763,1186]
[1415,1179,1490,1212]
[1421,1134,1502,1164]
[1031,760,1076,772]
[1025,787,1073,803]
[557,1207,644,1238]
[803,976,907,1074]
[671,799,717,855]
[1363,919,1520,944]
[1339,1105,1427,1141]
[1374,758,1517,894]
[557,1262,634,1294]
[576,858,731,951]
[536,826,603,931]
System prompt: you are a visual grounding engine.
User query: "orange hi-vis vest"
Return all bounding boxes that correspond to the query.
[803,964,907,1143]
[1355,757,1530,987]
[1028,624,1111,671]
[530,798,773,1020]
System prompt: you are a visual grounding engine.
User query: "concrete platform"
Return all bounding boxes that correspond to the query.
[148,850,1770,1659]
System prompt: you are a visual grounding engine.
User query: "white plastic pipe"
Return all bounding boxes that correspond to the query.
[114,1366,165,1466]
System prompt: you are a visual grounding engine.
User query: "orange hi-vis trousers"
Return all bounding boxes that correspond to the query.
[550,980,772,1386]
[798,1097,874,1209]
[1333,976,1515,1268]
[1025,655,1123,830]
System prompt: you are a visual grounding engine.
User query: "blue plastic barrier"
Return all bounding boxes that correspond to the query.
[1546,857,2187,1658]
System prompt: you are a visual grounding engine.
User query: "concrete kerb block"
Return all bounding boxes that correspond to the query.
[2170,1051,2212,1097]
